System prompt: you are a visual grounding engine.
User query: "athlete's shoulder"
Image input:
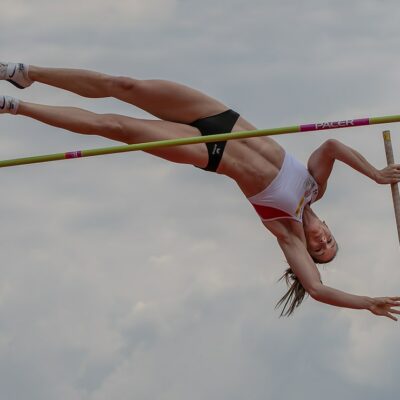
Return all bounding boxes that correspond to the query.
[262,218,306,244]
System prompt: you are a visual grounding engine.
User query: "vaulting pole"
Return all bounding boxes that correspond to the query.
[1,114,400,169]
[382,130,400,245]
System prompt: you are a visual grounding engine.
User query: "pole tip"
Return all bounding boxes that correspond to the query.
[383,130,391,141]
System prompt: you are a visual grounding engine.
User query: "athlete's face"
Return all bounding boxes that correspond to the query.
[305,220,338,263]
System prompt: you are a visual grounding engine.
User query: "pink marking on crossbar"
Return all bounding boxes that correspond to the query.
[65,151,83,159]
[300,118,370,132]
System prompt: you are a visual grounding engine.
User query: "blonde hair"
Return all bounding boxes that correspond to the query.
[275,268,308,317]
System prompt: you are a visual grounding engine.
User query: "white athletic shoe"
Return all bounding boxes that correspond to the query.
[0,62,32,89]
[0,95,19,114]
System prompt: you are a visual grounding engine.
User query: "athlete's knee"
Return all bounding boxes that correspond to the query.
[92,113,124,136]
[111,76,140,92]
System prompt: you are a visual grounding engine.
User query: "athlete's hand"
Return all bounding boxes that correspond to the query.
[368,297,400,321]
[375,165,400,184]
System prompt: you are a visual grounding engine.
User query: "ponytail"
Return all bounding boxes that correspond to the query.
[275,268,308,317]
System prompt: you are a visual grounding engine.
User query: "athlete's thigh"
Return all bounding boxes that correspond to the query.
[121,79,228,124]
[118,115,208,167]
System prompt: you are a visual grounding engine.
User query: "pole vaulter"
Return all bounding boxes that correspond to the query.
[1,61,400,320]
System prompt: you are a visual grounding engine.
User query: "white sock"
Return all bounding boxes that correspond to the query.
[0,62,32,89]
[0,96,20,114]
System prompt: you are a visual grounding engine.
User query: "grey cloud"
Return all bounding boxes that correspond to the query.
[1,0,400,399]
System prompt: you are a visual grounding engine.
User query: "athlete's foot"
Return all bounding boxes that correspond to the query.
[0,95,19,114]
[0,62,32,89]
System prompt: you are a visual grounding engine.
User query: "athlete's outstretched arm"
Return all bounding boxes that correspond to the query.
[307,139,400,198]
[278,233,400,320]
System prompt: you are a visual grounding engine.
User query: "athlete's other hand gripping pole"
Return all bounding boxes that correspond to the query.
[382,130,400,245]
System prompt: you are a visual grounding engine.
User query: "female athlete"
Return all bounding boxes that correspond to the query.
[1,62,400,319]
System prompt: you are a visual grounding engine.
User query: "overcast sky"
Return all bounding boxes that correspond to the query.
[1,1,400,399]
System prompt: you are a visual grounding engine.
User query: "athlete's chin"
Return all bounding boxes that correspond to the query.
[305,218,330,237]
[303,224,323,240]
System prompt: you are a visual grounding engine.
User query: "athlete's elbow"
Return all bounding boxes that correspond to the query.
[307,283,324,300]
[324,139,342,157]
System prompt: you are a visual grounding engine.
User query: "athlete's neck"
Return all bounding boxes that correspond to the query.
[302,205,319,227]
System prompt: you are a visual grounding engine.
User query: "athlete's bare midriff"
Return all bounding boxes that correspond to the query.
[216,115,286,197]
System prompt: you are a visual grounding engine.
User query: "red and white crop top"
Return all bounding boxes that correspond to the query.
[247,152,319,223]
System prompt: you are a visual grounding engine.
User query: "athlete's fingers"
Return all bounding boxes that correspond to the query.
[385,299,400,306]
[385,312,398,321]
